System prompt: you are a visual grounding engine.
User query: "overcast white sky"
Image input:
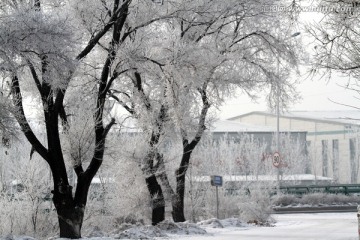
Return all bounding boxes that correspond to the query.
[217,9,358,120]
[217,76,356,120]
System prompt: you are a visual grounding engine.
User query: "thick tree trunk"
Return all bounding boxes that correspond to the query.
[171,81,209,222]
[57,206,84,239]
[172,168,186,222]
[52,186,85,239]
[145,175,165,225]
[172,147,195,222]
[156,156,186,222]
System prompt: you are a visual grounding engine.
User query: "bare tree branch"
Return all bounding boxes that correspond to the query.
[76,0,131,60]
[10,74,49,161]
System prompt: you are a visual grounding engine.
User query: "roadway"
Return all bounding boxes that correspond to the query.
[177,212,358,240]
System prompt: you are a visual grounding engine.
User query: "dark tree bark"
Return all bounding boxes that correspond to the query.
[11,69,115,238]
[143,151,165,225]
[171,83,210,222]
[141,105,167,225]
[172,145,195,222]
[141,143,166,225]
[145,175,165,225]
[7,0,127,238]
[52,186,83,238]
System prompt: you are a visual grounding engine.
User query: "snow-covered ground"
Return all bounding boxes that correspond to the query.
[177,213,358,240]
[1,213,358,240]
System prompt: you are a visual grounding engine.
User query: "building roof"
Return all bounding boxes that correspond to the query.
[228,110,360,126]
[115,119,304,134]
[208,120,276,132]
[208,120,304,133]
[288,111,360,124]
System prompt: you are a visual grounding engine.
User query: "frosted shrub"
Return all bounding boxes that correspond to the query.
[183,134,281,223]
[271,193,298,206]
[183,184,241,221]
[109,135,152,225]
[218,193,241,219]
[300,193,360,206]
[0,188,57,238]
[237,183,274,224]
[272,193,360,207]
[183,178,275,223]
[80,172,150,234]
[80,133,152,233]
[300,193,328,205]
[0,197,30,235]
[0,142,58,238]
[185,180,210,222]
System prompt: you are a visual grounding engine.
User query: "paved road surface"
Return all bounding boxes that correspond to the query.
[178,213,358,240]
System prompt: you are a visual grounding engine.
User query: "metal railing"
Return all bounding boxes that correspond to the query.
[277,184,360,195]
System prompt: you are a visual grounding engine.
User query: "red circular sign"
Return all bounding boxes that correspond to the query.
[273,152,281,167]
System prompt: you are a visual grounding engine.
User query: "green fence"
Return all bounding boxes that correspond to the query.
[277,184,360,196]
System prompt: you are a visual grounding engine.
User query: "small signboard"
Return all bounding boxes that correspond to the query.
[211,175,223,187]
[272,152,281,168]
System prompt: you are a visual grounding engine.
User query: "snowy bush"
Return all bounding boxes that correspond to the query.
[0,152,57,239]
[79,133,152,234]
[272,192,360,207]
[195,187,241,220]
[237,183,274,224]
[183,135,278,223]
[271,193,298,206]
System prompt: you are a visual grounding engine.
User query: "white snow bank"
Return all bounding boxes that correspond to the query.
[0,217,248,240]
[0,235,35,240]
[157,220,207,235]
[114,225,167,239]
[197,218,224,228]
[218,218,248,228]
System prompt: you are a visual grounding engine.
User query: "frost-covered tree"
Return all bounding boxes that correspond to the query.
[307,1,360,82]
[111,0,301,223]
[163,1,299,222]
[0,91,18,142]
[0,0,141,237]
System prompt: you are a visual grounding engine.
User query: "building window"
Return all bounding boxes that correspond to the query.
[305,141,311,174]
[349,138,358,183]
[332,139,339,182]
[322,140,328,177]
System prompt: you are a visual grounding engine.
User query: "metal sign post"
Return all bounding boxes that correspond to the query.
[273,152,281,193]
[357,205,360,239]
[211,175,222,219]
[216,186,219,218]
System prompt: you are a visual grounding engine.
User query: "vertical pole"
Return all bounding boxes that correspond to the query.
[276,55,280,186]
[274,32,300,186]
[357,205,360,239]
[216,186,219,219]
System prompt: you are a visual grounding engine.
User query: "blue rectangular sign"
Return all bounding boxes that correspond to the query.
[211,175,223,187]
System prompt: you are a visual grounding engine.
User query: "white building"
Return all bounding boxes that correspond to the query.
[228,111,360,184]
